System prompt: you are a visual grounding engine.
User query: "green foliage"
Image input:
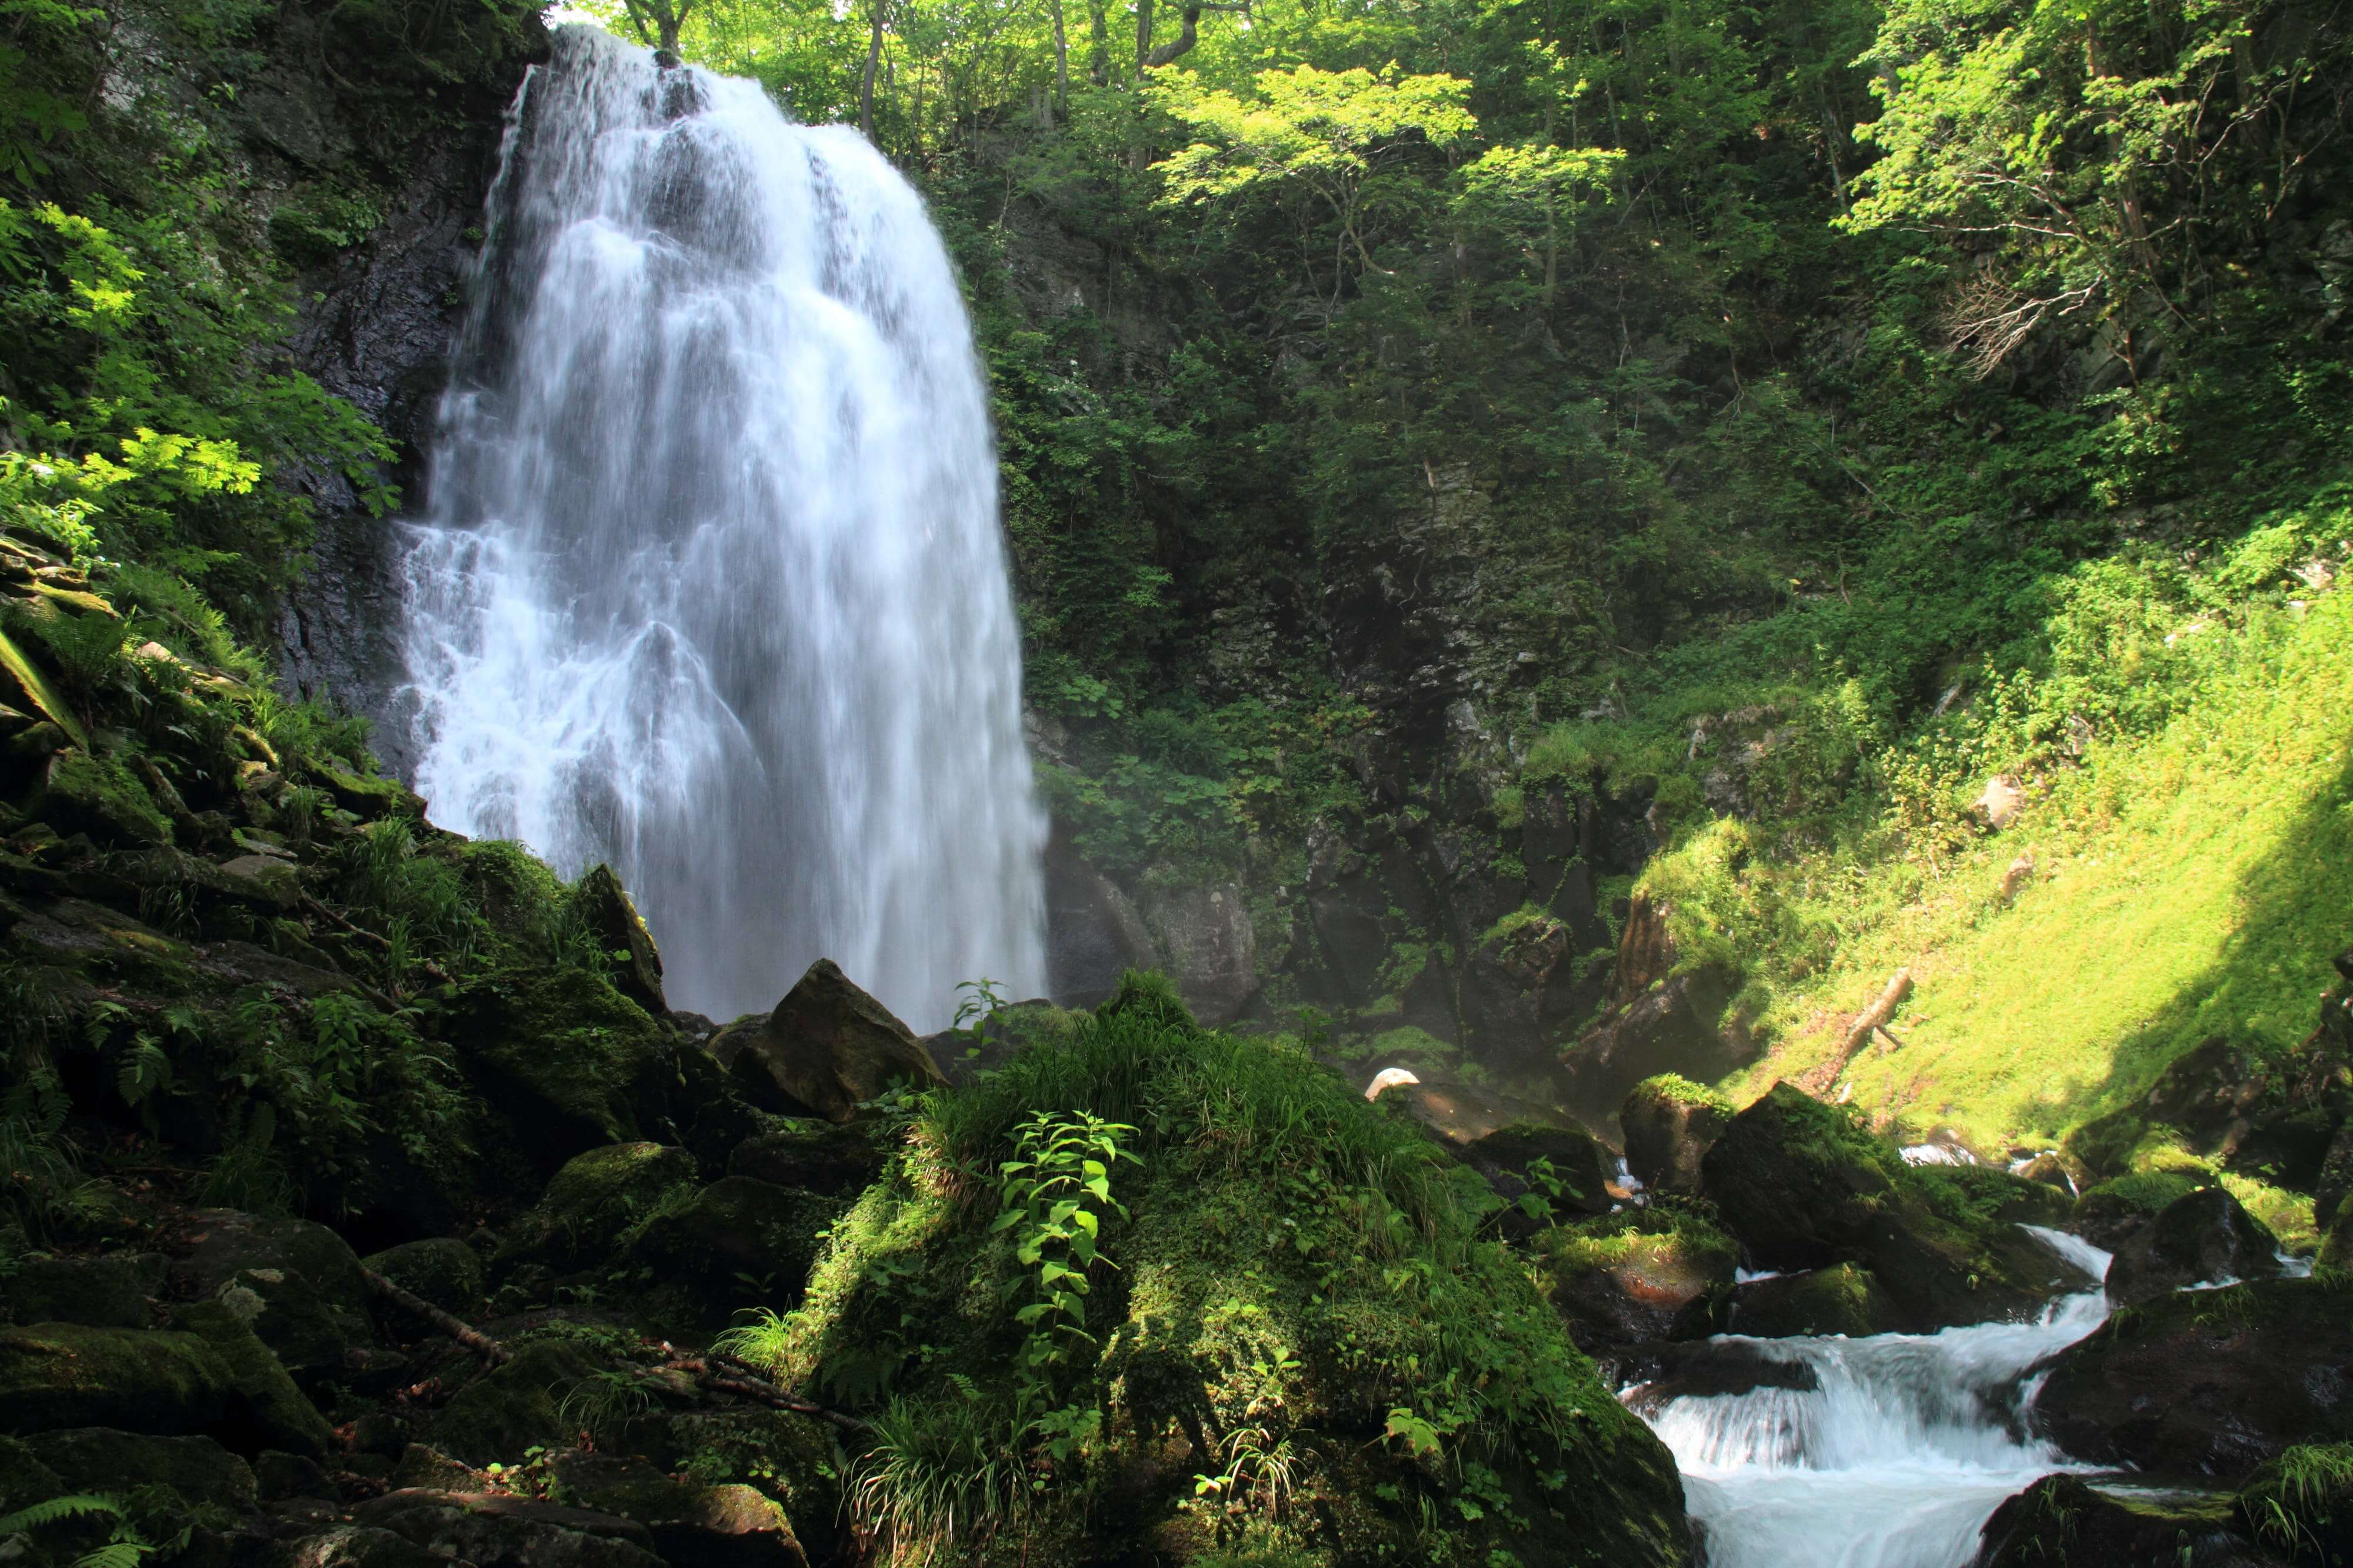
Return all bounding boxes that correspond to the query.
[2241,1443,2353,1562]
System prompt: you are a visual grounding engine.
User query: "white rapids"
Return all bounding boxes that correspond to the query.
[395,25,1046,1029]
[1631,1226,2115,1568]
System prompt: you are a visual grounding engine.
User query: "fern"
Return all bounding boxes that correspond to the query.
[74,1540,153,1568]
[116,1036,171,1106]
[0,1494,125,1533]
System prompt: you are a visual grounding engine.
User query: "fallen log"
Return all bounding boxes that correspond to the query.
[361,1267,511,1365]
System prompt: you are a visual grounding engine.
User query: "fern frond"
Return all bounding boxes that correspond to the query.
[0,1494,125,1533]
[74,1539,154,1568]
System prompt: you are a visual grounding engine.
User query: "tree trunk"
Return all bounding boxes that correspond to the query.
[861,0,885,141]
[1143,5,1202,65]
[1134,0,1152,74]
[1049,0,1070,115]
[1087,0,1108,84]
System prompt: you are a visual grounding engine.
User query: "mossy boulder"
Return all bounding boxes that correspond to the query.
[24,1427,258,1510]
[34,750,172,846]
[1728,1263,1907,1338]
[575,1480,809,1568]
[494,1143,699,1277]
[654,1411,844,1565]
[0,1251,165,1328]
[2032,1277,2353,1480]
[450,968,671,1168]
[351,1489,662,1568]
[167,1299,336,1457]
[711,958,944,1123]
[2074,1169,2210,1250]
[2237,1443,2353,1566]
[1701,1083,1902,1266]
[1910,1162,2075,1230]
[364,1239,486,1321]
[727,1122,891,1196]
[1534,1207,1737,1347]
[2319,1194,2352,1273]
[1976,1474,2261,1568]
[423,1337,602,1467]
[1620,1074,1734,1195]
[0,1322,236,1437]
[158,1210,376,1389]
[624,1177,845,1327]
[0,1433,63,1512]
[575,864,666,1017]
[2105,1185,2283,1305]
[1701,1085,2088,1329]
[1462,1121,1616,1221]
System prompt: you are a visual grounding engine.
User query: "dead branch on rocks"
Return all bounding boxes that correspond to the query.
[661,1353,875,1436]
[361,1267,511,1365]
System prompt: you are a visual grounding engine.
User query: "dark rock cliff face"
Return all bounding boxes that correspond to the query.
[232,3,549,775]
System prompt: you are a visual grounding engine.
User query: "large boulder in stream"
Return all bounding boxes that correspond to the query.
[1619,1074,1733,1195]
[2031,1276,2353,1479]
[711,959,945,1122]
[1533,1207,1737,1348]
[1728,1263,1909,1339]
[1972,1474,2277,1568]
[2103,1185,2282,1305]
[1701,1084,2087,1329]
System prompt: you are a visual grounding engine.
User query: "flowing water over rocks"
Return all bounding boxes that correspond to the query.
[396,26,1045,1028]
[1628,1227,2117,1568]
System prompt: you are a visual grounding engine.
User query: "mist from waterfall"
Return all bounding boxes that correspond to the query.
[396,25,1046,1031]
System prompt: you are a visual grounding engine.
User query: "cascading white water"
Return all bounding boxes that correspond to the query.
[1631,1227,2115,1568]
[396,26,1046,1030]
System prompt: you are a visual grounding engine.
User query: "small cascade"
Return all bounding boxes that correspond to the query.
[1630,1227,2115,1568]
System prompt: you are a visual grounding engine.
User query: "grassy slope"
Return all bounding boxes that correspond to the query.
[1721,585,2352,1152]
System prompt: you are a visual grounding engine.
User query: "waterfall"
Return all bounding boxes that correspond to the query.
[1629,1227,2115,1568]
[396,25,1046,1031]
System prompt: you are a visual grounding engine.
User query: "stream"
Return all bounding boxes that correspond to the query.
[1627,1227,2117,1568]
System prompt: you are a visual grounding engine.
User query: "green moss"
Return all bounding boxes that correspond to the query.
[38,750,171,846]
[720,989,1692,1566]
[1629,1073,1734,1113]
[2077,1170,2205,1224]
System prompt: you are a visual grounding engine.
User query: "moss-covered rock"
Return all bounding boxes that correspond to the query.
[167,1300,336,1458]
[450,968,670,1168]
[0,1252,165,1328]
[1701,1084,2086,1329]
[727,1122,891,1197]
[1702,1083,1902,1266]
[574,1480,809,1568]
[738,996,1694,1567]
[158,1210,376,1390]
[364,1238,486,1320]
[34,750,173,846]
[351,1489,661,1568]
[624,1177,844,1328]
[1728,1263,1907,1339]
[2074,1169,2209,1249]
[0,1322,236,1437]
[1534,1207,1737,1348]
[23,1427,258,1510]
[655,1411,844,1566]
[712,958,944,1123]
[1620,1074,1733,1195]
[494,1142,700,1278]
[574,864,666,1017]
[0,1433,64,1512]
[1975,1474,2263,1568]
[422,1337,601,1467]
[2319,1194,2352,1273]
[2105,1185,2283,1304]
[1462,1121,1615,1221]
[2032,1276,2353,1480]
